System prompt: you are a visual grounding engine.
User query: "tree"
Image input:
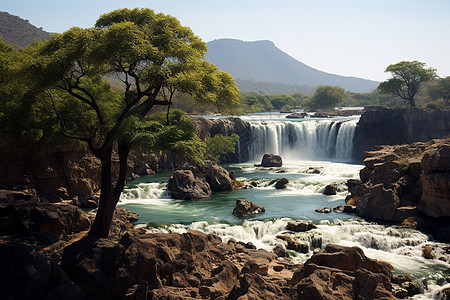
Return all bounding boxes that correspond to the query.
[205,134,239,161]
[21,8,239,238]
[428,77,450,106]
[378,61,436,107]
[308,85,345,109]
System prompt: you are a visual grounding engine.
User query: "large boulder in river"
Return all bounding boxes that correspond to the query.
[203,164,233,192]
[256,154,283,167]
[233,199,265,218]
[167,170,212,200]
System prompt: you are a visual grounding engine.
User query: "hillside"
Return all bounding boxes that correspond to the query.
[0,11,51,48]
[206,38,379,93]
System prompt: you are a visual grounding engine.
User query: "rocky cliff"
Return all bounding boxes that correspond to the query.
[345,138,450,241]
[354,107,450,160]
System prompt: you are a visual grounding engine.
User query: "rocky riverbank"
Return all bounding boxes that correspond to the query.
[1,193,418,300]
[345,137,450,241]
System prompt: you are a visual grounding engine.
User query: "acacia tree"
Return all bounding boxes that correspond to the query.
[22,8,239,238]
[378,61,436,107]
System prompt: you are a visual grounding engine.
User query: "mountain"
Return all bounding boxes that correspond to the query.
[0,11,51,48]
[205,38,379,93]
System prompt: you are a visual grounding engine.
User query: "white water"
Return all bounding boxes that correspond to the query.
[119,114,449,297]
[151,218,450,289]
[248,118,358,162]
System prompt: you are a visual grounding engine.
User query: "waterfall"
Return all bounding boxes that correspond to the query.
[248,118,358,161]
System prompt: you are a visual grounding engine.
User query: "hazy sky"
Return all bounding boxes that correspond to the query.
[2,0,449,81]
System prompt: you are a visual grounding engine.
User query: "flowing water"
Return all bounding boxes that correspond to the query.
[119,112,450,298]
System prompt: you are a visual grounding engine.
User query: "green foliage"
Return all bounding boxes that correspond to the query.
[428,76,450,105]
[397,161,410,175]
[308,85,345,109]
[0,12,51,49]
[378,61,437,107]
[206,133,240,161]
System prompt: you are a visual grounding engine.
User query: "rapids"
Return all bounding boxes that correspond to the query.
[119,113,450,297]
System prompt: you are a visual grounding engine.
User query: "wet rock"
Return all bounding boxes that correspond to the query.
[255,154,283,167]
[232,199,265,218]
[323,184,337,195]
[286,220,315,232]
[286,112,308,119]
[333,205,345,213]
[315,207,332,214]
[273,244,288,258]
[275,178,289,189]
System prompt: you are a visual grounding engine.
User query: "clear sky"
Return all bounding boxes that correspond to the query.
[2,0,449,81]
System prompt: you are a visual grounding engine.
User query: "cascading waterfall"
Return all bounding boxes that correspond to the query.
[248,118,358,161]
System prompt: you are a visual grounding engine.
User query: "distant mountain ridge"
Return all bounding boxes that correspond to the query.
[205,38,379,93]
[0,11,51,48]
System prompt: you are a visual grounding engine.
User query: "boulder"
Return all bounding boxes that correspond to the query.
[167,170,212,200]
[232,199,265,218]
[256,154,283,167]
[204,164,233,192]
[286,220,316,232]
[0,200,90,237]
[357,184,399,221]
[323,184,337,195]
[274,178,289,189]
[315,207,332,214]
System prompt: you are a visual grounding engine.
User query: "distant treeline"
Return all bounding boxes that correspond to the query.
[237,80,450,113]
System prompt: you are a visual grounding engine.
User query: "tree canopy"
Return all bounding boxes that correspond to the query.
[378,61,436,107]
[429,76,450,106]
[308,85,345,109]
[17,8,239,237]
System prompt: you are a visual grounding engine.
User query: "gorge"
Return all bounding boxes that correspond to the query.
[1,107,450,299]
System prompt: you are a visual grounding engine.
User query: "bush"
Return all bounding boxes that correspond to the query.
[205,134,240,161]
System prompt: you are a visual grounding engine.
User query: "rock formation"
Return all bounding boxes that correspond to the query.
[345,138,450,240]
[167,162,234,200]
[354,107,450,160]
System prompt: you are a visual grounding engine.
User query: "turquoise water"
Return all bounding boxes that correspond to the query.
[117,114,450,296]
[119,160,362,225]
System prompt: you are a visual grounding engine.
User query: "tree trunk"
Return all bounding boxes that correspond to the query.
[88,143,131,238]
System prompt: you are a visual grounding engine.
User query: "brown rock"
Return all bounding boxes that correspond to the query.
[275,177,289,189]
[323,184,337,195]
[295,245,396,300]
[357,184,399,221]
[232,199,265,218]
[286,220,315,232]
[167,170,212,200]
[315,207,332,214]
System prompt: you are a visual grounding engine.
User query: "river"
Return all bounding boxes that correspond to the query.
[118,112,450,298]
